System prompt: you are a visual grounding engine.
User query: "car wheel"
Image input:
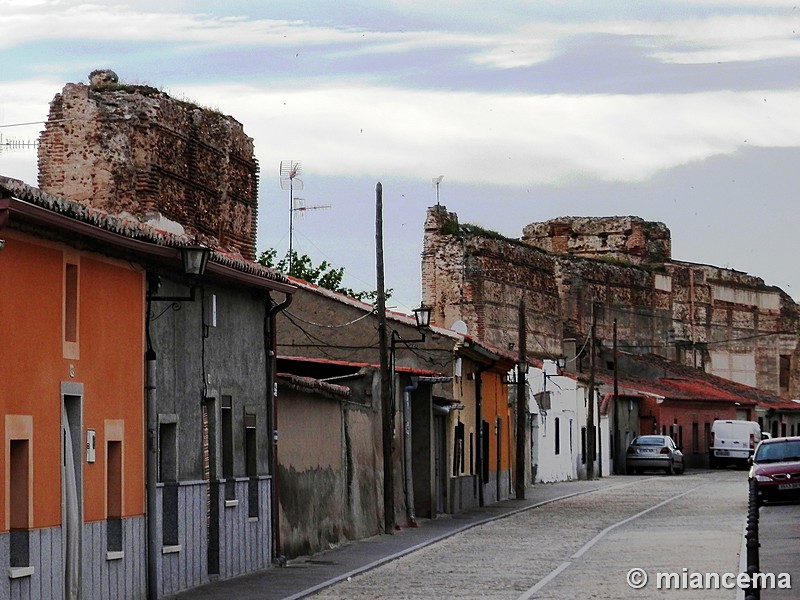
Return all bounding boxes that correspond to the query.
[676,462,685,475]
[665,463,673,475]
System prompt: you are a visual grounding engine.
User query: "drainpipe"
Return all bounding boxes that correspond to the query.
[267,291,292,565]
[144,298,159,600]
[402,376,420,527]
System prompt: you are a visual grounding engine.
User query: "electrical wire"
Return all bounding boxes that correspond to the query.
[283,307,375,329]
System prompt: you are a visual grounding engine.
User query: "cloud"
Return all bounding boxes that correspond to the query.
[3,72,799,190]
[5,2,800,69]
[178,83,800,187]
[470,14,800,69]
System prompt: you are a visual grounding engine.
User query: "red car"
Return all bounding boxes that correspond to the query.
[749,436,800,507]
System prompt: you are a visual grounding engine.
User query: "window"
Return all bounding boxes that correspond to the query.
[221,395,235,501]
[569,419,574,454]
[64,263,78,342]
[581,427,587,464]
[692,423,699,453]
[105,420,124,557]
[159,418,179,547]
[7,415,32,574]
[107,440,123,553]
[780,355,791,392]
[9,439,30,569]
[452,422,465,476]
[469,432,474,475]
[63,259,80,359]
[481,420,489,483]
[244,411,259,519]
[554,417,561,455]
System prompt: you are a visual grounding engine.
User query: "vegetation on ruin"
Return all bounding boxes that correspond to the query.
[440,219,529,248]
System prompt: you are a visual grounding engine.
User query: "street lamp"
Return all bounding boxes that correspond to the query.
[413,303,432,330]
[180,244,211,277]
[148,244,212,302]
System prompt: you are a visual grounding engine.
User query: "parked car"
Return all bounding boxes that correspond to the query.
[709,419,764,469]
[626,435,685,475]
[748,436,800,507]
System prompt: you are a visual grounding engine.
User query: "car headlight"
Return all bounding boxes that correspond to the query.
[754,475,772,482]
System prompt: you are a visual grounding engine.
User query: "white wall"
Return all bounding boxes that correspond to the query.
[527,361,605,482]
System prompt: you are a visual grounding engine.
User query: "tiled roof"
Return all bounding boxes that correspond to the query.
[0,175,290,286]
[278,354,448,377]
[276,373,351,399]
[630,352,798,408]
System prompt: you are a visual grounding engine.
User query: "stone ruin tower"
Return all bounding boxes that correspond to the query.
[521,215,672,264]
[37,69,259,260]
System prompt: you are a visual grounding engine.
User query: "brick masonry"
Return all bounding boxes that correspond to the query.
[422,206,800,397]
[37,70,260,259]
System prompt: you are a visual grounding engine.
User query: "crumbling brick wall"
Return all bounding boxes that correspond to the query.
[423,206,800,396]
[38,70,259,259]
[522,216,671,264]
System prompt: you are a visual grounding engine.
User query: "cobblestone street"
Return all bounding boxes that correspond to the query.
[311,472,748,599]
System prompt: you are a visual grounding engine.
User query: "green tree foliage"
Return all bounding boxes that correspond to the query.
[256,249,389,302]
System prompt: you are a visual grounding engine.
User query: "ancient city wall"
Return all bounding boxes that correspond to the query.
[423,207,800,396]
[38,70,259,259]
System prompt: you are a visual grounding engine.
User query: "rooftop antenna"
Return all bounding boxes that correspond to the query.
[432,175,444,205]
[292,197,331,220]
[0,117,68,153]
[0,134,39,153]
[280,160,303,272]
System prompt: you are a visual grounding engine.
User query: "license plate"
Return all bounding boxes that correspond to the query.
[778,482,800,491]
[715,450,730,456]
[640,448,656,453]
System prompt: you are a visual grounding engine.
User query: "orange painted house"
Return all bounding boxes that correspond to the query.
[1,176,296,599]
[0,182,146,599]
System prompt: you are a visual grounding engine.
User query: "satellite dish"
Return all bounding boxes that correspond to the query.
[450,319,468,335]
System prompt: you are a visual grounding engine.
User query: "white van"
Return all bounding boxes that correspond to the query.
[709,420,763,469]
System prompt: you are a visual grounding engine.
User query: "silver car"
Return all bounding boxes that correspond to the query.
[626,435,685,475]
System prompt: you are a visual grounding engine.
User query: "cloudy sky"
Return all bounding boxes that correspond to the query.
[2,1,800,314]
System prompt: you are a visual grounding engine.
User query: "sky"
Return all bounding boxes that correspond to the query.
[2,1,800,315]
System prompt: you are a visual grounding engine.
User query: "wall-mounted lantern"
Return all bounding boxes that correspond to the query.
[148,244,212,303]
[180,245,211,277]
[412,304,432,330]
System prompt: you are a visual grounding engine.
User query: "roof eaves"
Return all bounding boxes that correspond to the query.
[1,177,294,294]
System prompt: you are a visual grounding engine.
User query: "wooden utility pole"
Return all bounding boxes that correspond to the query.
[586,302,598,480]
[612,318,619,474]
[375,182,395,534]
[515,299,527,499]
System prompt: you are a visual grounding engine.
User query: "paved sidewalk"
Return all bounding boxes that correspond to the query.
[757,503,800,599]
[165,478,621,600]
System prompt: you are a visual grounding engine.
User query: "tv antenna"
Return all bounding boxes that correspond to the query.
[432,175,444,205]
[280,160,303,272]
[292,197,331,220]
[0,132,40,154]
